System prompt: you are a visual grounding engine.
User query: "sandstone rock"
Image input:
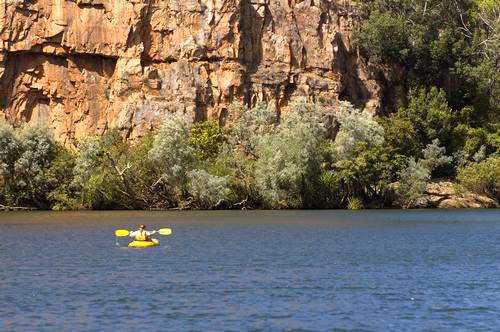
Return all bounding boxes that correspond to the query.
[427,181,498,209]
[0,0,381,144]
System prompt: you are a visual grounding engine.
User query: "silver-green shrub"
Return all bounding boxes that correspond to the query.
[0,120,56,205]
[72,137,104,189]
[149,116,196,193]
[227,103,278,155]
[397,157,431,208]
[254,102,325,208]
[420,139,452,172]
[332,102,385,161]
[397,139,453,208]
[188,169,228,209]
[0,119,19,179]
[15,122,56,190]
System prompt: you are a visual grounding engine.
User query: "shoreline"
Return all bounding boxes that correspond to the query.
[1,180,497,212]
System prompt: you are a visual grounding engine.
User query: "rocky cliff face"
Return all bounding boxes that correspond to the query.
[0,0,381,144]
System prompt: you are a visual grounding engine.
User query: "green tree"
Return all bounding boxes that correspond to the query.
[378,114,421,157]
[149,116,196,203]
[254,104,325,208]
[71,130,139,209]
[187,169,229,209]
[352,11,410,64]
[314,102,392,207]
[188,120,225,160]
[397,158,431,208]
[46,146,78,210]
[399,87,452,146]
[0,120,56,207]
[327,144,394,207]
[0,119,20,205]
[118,134,166,209]
[457,156,500,201]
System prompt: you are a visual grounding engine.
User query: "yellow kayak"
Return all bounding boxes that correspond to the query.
[128,238,160,248]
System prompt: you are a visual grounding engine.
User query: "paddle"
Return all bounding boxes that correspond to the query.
[115,229,130,237]
[157,228,172,235]
[115,228,172,237]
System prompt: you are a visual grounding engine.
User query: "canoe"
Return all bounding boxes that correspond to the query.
[128,238,160,248]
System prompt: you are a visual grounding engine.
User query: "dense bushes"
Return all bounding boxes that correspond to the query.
[352,11,410,64]
[1,93,499,210]
[0,121,57,208]
[354,0,498,104]
[457,156,500,202]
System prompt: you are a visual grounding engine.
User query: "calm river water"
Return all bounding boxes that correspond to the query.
[1,210,500,331]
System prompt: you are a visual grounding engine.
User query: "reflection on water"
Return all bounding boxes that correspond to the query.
[1,210,500,331]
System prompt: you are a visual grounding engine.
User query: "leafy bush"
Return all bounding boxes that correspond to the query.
[332,102,385,161]
[227,103,278,155]
[72,137,104,190]
[397,158,431,208]
[149,116,196,198]
[211,151,261,208]
[188,120,225,160]
[329,143,394,207]
[0,119,20,204]
[187,169,228,209]
[84,171,125,210]
[46,147,78,210]
[399,87,452,146]
[352,11,410,64]
[308,102,394,207]
[457,156,500,201]
[0,120,56,207]
[378,114,421,158]
[254,105,325,208]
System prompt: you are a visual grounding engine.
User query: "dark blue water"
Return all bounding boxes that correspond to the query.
[1,210,500,331]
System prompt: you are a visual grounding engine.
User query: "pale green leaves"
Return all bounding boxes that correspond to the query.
[397,139,451,207]
[0,119,55,205]
[227,103,278,155]
[397,158,431,208]
[149,116,196,191]
[332,102,385,161]
[187,169,228,209]
[254,103,325,208]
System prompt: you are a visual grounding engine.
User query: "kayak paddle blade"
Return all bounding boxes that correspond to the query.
[158,228,172,235]
[115,229,130,237]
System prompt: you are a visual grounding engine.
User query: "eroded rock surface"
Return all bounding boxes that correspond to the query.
[0,0,381,144]
[427,181,498,209]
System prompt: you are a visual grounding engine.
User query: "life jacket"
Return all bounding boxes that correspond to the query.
[135,230,147,241]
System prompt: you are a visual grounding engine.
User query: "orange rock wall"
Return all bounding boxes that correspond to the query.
[0,0,381,144]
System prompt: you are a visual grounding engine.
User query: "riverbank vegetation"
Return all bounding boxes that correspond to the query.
[0,97,498,210]
[0,0,498,210]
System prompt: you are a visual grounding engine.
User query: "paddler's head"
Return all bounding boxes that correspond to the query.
[140,224,146,230]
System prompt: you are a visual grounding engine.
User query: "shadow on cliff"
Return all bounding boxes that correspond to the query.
[332,33,371,110]
[238,0,268,107]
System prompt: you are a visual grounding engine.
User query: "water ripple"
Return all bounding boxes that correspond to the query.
[1,210,500,331]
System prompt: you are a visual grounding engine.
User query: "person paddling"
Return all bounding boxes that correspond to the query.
[129,224,157,241]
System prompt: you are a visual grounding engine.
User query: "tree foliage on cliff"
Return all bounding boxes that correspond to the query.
[354,0,499,119]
